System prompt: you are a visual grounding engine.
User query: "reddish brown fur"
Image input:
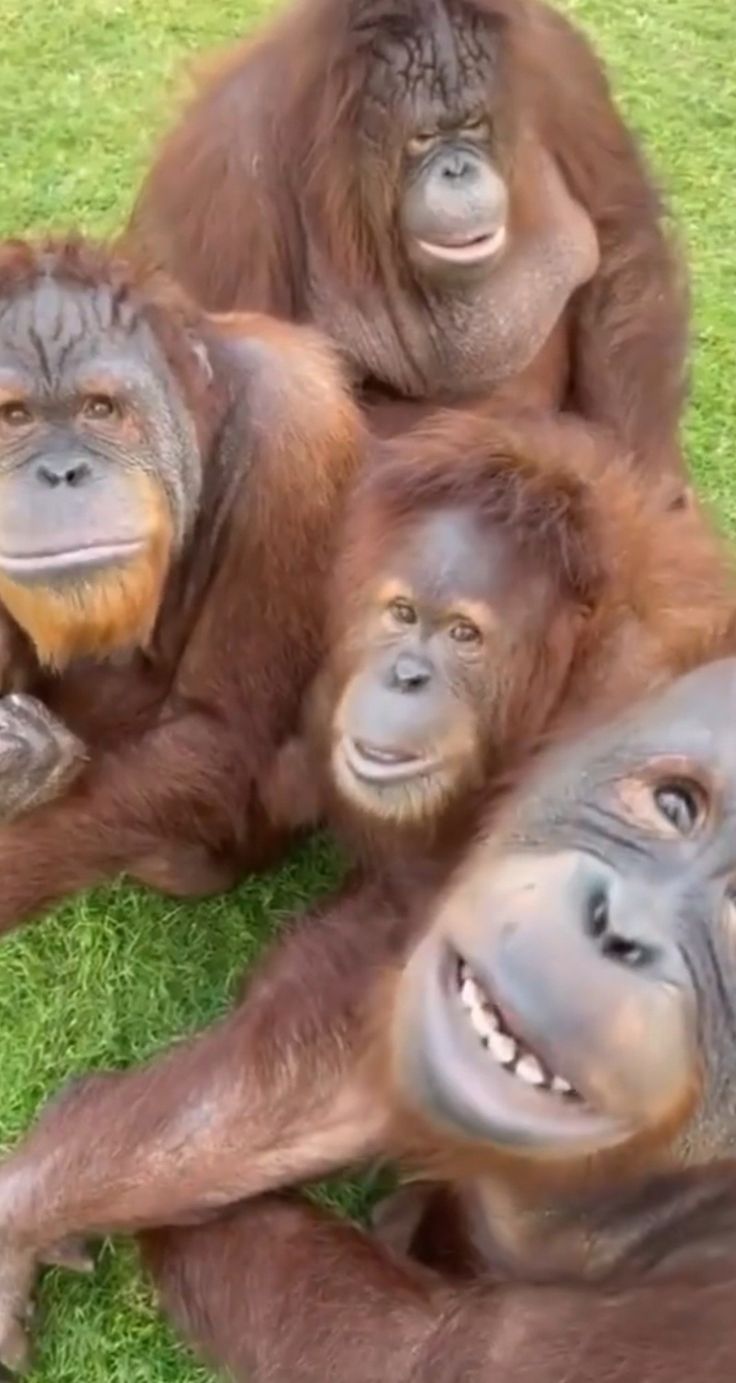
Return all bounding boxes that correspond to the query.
[139,1188,736,1383]
[124,0,688,471]
[0,418,731,1374]
[0,238,365,931]
[264,410,735,870]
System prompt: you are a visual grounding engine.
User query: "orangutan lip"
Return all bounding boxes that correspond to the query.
[342,736,439,784]
[355,739,420,765]
[0,539,144,576]
[418,225,507,264]
[453,954,580,1100]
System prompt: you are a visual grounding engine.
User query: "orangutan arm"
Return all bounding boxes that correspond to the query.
[142,1192,736,1383]
[0,884,404,1372]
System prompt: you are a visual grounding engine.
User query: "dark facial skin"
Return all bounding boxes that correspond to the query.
[365,6,511,284]
[400,123,509,279]
[394,657,736,1193]
[0,273,208,814]
[332,505,562,822]
[0,275,201,586]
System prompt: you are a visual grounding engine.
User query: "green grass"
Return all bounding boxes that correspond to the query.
[0,0,734,1376]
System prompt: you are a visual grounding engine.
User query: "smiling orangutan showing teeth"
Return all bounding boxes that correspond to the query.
[0,659,734,1380]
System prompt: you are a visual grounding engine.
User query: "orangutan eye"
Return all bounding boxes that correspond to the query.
[388,597,418,626]
[0,401,32,427]
[406,131,438,157]
[449,618,482,645]
[653,782,703,835]
[81,394,118,421]
[462,116,488,137]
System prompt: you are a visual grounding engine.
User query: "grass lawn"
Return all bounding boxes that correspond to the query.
[0,0,735,1377]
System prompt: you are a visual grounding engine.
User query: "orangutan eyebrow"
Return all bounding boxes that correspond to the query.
[375,578,414,606]
[0,379,31,404]
[73,373,129,398]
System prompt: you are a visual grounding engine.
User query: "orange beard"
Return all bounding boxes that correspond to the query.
[0,481,173,671]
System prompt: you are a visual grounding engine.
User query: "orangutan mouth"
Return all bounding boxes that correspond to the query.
[418,225,507,264]
[342,736,439,784]
[456,958,580,1099]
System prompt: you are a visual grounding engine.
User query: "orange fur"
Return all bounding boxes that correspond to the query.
[0,475,173,670]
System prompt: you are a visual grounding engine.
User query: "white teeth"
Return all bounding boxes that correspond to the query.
[469,1004,496,1041]
[515,1054,546,1086]
[460,976,501,1042]
[456,959,577,1100]
[460,977,483,1011]
[487,1030,517,1065]
[551,1075,572,1094]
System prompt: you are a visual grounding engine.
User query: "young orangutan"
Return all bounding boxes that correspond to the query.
[264,409,734,876]
[1,659,736,1376]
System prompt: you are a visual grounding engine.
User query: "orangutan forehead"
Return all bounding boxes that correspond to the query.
[385,506,534,607]
[364,1,501,115]
[0,279,149,388]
